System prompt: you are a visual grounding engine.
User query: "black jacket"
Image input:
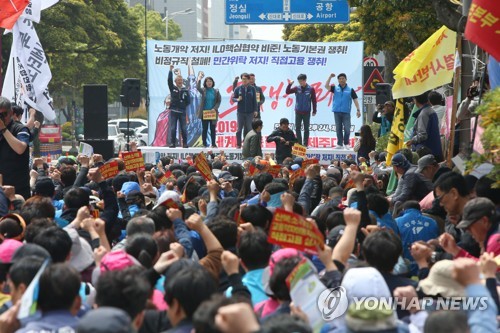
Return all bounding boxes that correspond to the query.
[168,70,191,112]
[266,128,297,164]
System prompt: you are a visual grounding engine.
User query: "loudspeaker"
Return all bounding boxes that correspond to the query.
[375,83,393,105]
[121,78,140,107]
[84,85,108,139]
[81,139,114,160]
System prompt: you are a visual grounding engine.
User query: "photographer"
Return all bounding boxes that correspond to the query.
[372,101,394,137]
[456,76,490,153]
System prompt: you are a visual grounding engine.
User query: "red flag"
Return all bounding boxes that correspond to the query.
[0,0,30,29]
[464,0,500,61]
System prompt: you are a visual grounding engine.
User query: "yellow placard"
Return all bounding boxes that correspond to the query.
[203,110,217,120]
[292,143,307,158]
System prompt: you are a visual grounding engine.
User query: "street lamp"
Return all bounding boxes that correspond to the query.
[162,8,195,40]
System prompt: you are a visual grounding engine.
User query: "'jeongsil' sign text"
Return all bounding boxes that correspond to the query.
[225,0,350,24]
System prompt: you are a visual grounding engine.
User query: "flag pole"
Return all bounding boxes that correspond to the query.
[447,33,462,168]
[0,29,3,94]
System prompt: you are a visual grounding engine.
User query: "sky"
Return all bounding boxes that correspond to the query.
[247,24,284,41]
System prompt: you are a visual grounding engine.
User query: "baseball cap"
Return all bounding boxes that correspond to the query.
[120,181,141,196]
[0,239,23,263]
[456,197,495,229]
[77,307,134,333]
[65,228,94,272]
[153,190,181,210]
[34,177,55,197]
[416,154,437,173]
[326,225,345,248]
[391,153,409,168]
[218,171,237,182]
[261,248,304,295]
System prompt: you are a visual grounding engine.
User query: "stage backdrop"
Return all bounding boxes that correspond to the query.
[147,40,364,148]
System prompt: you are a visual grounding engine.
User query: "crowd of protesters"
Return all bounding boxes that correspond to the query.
[0,86,499,333]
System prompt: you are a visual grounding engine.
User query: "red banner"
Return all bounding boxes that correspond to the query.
[267,165,282,178]
[161,198,180,209]
[289,169,305,190]
[0,0,29,29]
[268,208,324,254]
[122,151,145,172]
[301,158,319,171]
[465,0,500,61]
[157,170,174,185]
[194,152,214,181]
[99,161,119,180]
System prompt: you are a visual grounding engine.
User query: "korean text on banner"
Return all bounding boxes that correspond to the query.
[268,208,324,254]
[122,151,145,172]
[465,0,500,61]
[147,40,364,149]
[194,152,214,181]
[289,169,305,190]
[392,26,456,99]
[292,143,307,158]
[267,165,282,178]
[2,18,56,121]
[99,161,119,180]
[385,99,406,166]
[157,170,174,185]
[301,158,319,170]
[203,110,217,120]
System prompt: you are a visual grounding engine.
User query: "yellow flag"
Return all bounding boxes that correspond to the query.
[392,26,456,99]
[386,99,406,166]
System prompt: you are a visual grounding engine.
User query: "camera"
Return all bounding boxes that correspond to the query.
[354,132,361,137]
[469,86,479,97]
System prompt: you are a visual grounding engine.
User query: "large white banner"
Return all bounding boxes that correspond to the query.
[1,17,55,121]
[147,40,363,148]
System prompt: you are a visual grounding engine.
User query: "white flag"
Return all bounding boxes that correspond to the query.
[41,0,59,10]
[20,0,41,23]
[1,18,56,120]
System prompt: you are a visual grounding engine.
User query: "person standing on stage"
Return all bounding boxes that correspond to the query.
[196,72,221,148]
[0,97,31,199]
[325,73,361,149]
[233,73,258,149]
[168,65,191,148]
[286,74,317,147]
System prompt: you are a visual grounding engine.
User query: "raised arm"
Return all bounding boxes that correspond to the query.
[325,73,335,91]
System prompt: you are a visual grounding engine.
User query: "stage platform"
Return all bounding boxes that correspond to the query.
[139,146,357,165]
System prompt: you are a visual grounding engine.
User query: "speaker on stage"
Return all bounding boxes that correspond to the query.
[83,84,108,140]
[121,78,141,107]
[375,83,393,105]
[81,139,114,160]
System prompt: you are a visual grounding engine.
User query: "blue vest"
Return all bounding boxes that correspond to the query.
[331,84,353,113]
[395,208,439,261]
[295,84,313,113]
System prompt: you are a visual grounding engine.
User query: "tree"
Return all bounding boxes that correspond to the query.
[283,1,442,82]
[466,88,500,188]
[129,4,182,41]
[2,0,144,111]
